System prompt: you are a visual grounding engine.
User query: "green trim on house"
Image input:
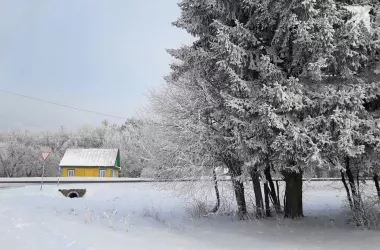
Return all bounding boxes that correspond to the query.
[115,150,121,169]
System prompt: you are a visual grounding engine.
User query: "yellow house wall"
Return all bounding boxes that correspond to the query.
[60,167,119,177]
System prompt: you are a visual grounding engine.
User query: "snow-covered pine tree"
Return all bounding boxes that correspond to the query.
[290,0,380,224]
[167,0,316,218]
[165,0,380,220]
[265,0,380,219]
[202,0,316,218]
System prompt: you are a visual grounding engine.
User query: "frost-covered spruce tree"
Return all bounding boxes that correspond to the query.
[212,0,380,220]
[168,0,315,218]
[166,0,380,220]
[289,0,380,224]
[198,0,318,218]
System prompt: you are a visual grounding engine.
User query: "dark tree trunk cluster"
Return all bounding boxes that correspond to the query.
[223,157,304,220]
[341,157,367,226]
[264,165,281,213]
[250,165,283,218]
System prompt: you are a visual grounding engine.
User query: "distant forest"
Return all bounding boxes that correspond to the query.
[0,118,342,179]
[0,119,152,178]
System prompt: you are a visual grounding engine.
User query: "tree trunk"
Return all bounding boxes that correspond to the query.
[283,170,303,219]
[264,165,281,212]
[227,159,247,219]
[231,177,247,218]
[345,157,361,211]
[211,168,220,213]
[345,157,365,226]
[264,182,271,217]
[276,180,281,206]
[373,173,380,200]
[356,168,362,202]
[341,169,353,210]
[250,168,264,218]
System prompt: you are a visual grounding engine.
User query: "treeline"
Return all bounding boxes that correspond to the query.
[0,120,154,178]
[136,0,380,226]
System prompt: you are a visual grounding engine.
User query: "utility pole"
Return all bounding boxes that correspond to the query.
[40,152,51,191]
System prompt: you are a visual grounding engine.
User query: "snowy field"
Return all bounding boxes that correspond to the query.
[0,181,379,250]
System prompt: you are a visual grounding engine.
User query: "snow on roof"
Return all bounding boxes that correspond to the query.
[59,148,119,167]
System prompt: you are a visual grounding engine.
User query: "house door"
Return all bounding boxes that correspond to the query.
[99,169,106,177]
[68,169,75,177]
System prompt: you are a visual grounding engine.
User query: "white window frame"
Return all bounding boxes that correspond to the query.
[110,169,114,177]
[99,169,106,177]
[68,169,75,177]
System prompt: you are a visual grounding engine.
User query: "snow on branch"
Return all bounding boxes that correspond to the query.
[343,5,372,32]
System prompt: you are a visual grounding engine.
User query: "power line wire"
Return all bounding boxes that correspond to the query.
[0,89,128,120]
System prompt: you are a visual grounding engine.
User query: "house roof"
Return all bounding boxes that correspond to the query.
[59,148,119,167]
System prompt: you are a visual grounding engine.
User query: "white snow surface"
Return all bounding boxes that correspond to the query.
[59,148,119,167]
[0,181,379,250]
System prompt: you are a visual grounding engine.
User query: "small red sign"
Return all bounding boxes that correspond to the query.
[40,152,51,161]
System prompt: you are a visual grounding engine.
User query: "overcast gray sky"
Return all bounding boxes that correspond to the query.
[0,0,192,131]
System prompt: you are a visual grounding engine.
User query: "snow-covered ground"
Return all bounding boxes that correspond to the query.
[0,181,379,250]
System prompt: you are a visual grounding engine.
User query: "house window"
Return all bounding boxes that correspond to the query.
[68,169,75,177]
[110,169,114,177]
[99,169,106,177]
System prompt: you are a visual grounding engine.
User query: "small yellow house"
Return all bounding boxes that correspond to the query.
[59,148,121,177]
